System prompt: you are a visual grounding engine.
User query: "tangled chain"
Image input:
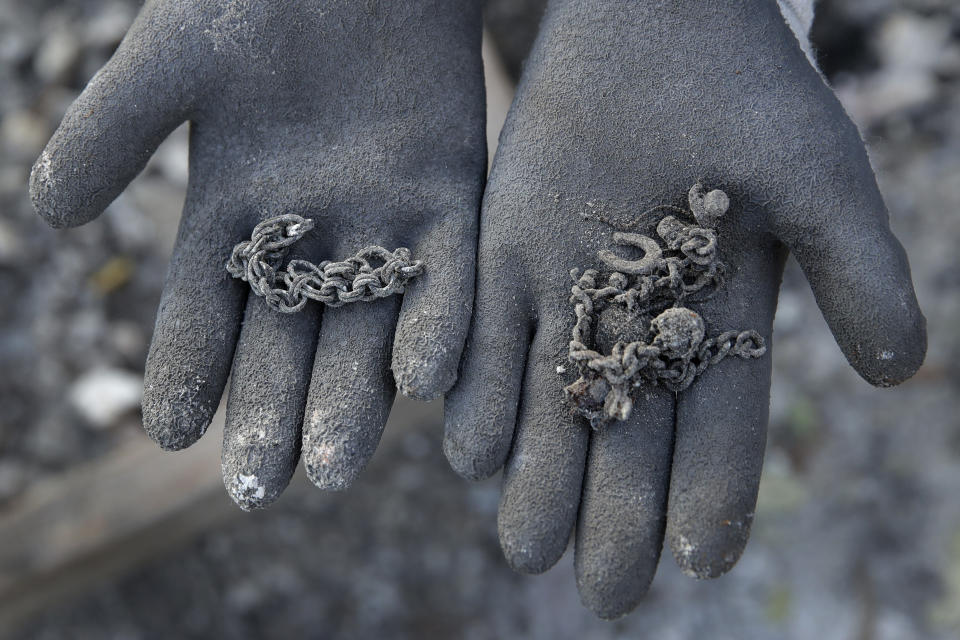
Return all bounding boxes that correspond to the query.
[565,184,767,428]
[226,214,424,313]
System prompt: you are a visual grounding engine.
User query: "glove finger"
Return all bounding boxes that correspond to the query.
[666,240,783,578]
[142,201,249,450]
[443,247,532,480]
[221,262,324,509]
[30,0,199,228]
[574,388,674,619]
[392,210,478,401]
[497,317,589,574]
[302,296,401,490]
[769,107,926,387]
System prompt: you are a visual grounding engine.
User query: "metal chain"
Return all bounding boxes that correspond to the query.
[226,214,424,313]
[564,186,767,429]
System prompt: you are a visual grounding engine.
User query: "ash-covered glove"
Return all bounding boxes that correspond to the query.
[445,0,926,619]
[30,0,486,508]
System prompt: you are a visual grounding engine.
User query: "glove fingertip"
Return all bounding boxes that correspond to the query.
[666,526,749,580]
[441,429,507,481]
[577,580,649,621]
[852,313,927,388]
[29,148,98,230]
[222,465,290,511]
[301,423,374,492]
[221,427,299,512]
[141,394,213,452]
[498,506,570,575]
[575,540,656,619]
[392,346,457,403]
[392,306,467,401]
[303,451,358,492]
[499,532,564,576]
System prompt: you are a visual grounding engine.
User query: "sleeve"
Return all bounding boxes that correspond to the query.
[777,0,817,66]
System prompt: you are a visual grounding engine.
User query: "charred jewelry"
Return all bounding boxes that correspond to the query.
[565,184,766,429]
[227,214,424,313]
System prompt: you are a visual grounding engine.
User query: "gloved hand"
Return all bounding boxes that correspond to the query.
[445,0,926,618]
[31,0,486,508]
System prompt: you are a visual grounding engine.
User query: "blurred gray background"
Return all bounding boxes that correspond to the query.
[0,0,958,638]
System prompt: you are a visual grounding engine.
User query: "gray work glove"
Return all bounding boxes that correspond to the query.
[445,0,926,618]
[30,0,486,508]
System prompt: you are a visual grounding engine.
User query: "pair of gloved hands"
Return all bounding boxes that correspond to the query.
[32,0,926,619]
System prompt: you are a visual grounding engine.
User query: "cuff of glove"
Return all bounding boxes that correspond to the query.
[777,0,817,66]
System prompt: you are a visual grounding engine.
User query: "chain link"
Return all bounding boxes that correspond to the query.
[226,214,424,313]
[564,186,767,429]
